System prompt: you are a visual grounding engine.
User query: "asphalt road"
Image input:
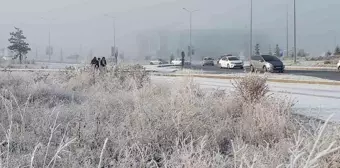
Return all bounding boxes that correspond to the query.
[186,64,340,81]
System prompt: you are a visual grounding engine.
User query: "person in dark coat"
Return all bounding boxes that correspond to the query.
[91,57,99,69]
[97,58,101,68]
[100,57,107,67]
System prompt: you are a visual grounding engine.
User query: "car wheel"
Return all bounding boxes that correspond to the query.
[338,66,340,72]
[150,62,154,65]
[240,66,244,69]
[250,65,255,72]
[263,66,268,73]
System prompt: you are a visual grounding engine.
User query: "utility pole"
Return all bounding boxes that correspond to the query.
[286,3,289,58]
[48,28,51,62]
[79,45,82,63]
[250,0,253,59]
[114,19,116,54]
[183,8,199,65]
[41,17,55,62]
[293,0,297,63]
[35,48,38,59]
[104,14,116,65]
[60,48,63,63]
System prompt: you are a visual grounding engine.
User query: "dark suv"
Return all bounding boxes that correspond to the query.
[250,55,285,73]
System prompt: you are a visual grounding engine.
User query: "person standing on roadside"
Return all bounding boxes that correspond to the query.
[101,57,107,67]
[181,51,185,69]
[97,57,101,67]
[101,57,107,72]
[91,57,98,69]
[97,57,103,73]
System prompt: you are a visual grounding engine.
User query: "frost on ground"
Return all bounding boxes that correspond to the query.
[1,66,340,167]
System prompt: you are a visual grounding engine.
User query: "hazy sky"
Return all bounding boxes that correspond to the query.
[1,0,339,59]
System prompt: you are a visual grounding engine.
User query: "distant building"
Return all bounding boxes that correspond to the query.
[136,33,160,59]
[0,48,15,60]
[136,29,270,60]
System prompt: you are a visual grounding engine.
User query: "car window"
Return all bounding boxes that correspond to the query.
[227,57,239,61]
[252,56,262,61]
[262,55,280,61]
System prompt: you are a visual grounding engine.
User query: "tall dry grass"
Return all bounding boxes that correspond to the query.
[0,66,340,168]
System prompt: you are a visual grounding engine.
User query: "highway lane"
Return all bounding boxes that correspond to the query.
[185,64,340,81]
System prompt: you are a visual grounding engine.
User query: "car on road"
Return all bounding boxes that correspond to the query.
[217,54,232,65]
[219,56,244,69]
[171,58,191,66]
[337,60,340,71]
[250,55,285,73]
[201,57,214,66]
[150,59,168,65]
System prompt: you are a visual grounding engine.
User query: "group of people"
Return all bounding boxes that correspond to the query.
[91,57,107,70]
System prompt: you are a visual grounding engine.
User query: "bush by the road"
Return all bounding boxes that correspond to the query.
[0,66,340,167]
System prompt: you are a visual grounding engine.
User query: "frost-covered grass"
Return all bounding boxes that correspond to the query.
[0,65,340,167]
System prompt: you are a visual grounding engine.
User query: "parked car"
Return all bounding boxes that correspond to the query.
[150,59,168,65]
[217,56,225,65]
[217,54,232,65]
[250,55,285,73]
[201,57,214,66]
[219,56,244,69]
[337,60,340,71]
[171,58,191,66]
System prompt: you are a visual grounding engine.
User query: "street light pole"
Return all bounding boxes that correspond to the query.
[286,3,289,57]
[48,28,51,62]
[41,17,54,62]
[104,14,116,64]
[294,0,297,63]
[250,0,253,58]
[190,12,192,63]
[113,19,116,53]
[183,8,198,65]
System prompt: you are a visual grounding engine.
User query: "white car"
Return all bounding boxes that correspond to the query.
[337,60,340,71]
[201,57,214,66]
[171,58,191,66]
[150,59,168,65]
[219,56,244,69]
